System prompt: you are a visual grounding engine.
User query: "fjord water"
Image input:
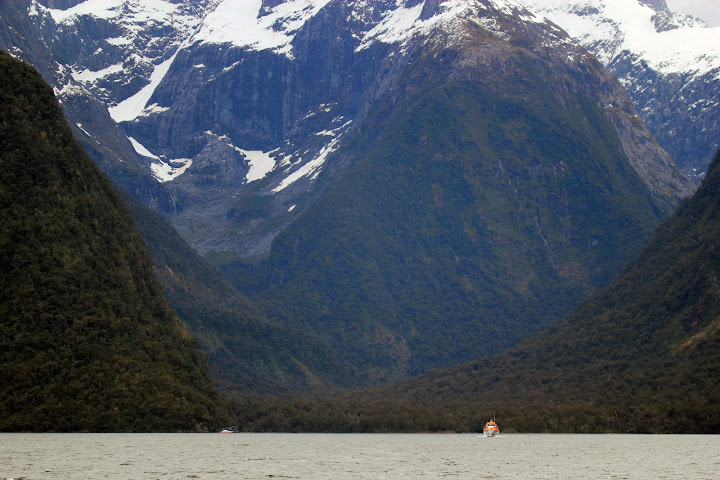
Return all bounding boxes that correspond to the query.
[1,433,718,479]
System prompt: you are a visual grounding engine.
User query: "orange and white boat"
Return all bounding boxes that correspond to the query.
[483,417,499,437]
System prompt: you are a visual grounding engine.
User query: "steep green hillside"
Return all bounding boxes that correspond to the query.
[226,73,669,384]
[125,196,354,392]
[384,149,720,433]
[0,51,226,431]
[234,150,720,433]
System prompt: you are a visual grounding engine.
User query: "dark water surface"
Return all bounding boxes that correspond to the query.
[1,433,718,479]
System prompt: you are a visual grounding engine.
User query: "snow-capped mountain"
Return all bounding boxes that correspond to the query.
[5,0,691,257]
[0,0,698,384]
[0,0,186,213]
[524,0,720,179]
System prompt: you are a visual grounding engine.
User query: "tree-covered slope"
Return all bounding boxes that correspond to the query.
[0,1,178,216]
[232,150,720,434]
[361,148,720,432]
[125,195,354,393]
[0,51,225,431]
[227,45,672,384]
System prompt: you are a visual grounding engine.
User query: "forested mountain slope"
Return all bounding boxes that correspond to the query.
[229,0,688,383]
[525,0,720,179]
[0,51,226,431]
[392,148,720,432]
[0,0,697,391]
[125,195,354,393]
[235,149,720,433]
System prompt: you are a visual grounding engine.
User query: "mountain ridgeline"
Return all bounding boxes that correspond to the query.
[0,51,226,431]
[219,2,683,384]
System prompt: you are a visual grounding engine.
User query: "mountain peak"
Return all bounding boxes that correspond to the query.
[0,0,698,388]
[36,0,84,9]
[638,0,668,12]
[190,0,332,57]
[524,0,720,178]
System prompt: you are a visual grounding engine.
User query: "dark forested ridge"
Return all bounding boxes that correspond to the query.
[0,51,227,431]
[231,149,720,434]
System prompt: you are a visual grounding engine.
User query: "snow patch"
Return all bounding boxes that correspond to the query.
[222,61,243,73]
[71,63,123,83]
[53,82,86,98]
[272,135,344,193]
[355,0,471,51]
[127,136,191,182]
[275,119,352,191]
[108,51,177,122]
[48,0,122,22]
[141,103,170,116]
[107,36,132,46]
[490,0,543,21]
[315,130,336,137]
[75,123,92,138]
[315,119,353,137]
[356,2,424,50]
[473,17,509,40]
[237,149,277,183]
[49,0,181,25]
[525,0,720,77]
[151,158,193,183]
[128,136,159,159]
[28,1,40,18]
[204,131,278,183]
[191,0,332,58]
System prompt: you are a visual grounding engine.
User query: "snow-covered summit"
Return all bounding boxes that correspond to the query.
[32,0,208,112]
[190,0,546,56]
[44,0,184,24]
[523,0,720,178]
[5,0,697,258]
[524,0,720,78]
[355,0,547,51]
[190,0,332,58]
[354,0,469,51]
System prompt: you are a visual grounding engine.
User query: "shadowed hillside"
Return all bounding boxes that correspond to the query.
[125,195,356,393]
[0,50,227,432]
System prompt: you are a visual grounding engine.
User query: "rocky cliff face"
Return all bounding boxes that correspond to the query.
[525,0,720,180]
